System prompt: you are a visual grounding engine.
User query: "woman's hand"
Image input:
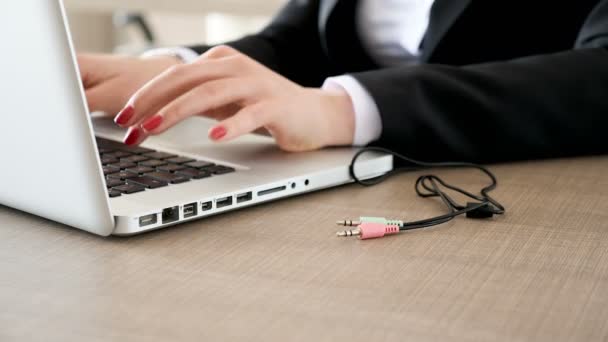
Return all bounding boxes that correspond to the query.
[114,45,355,152]
[78,53,181,116]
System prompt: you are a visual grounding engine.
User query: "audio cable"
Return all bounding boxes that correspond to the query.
[336,147,505,240]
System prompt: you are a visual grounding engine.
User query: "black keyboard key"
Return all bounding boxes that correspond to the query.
[121,155,149,163]
[101,152,118,159]
[97,137,153,154]
[109,161,137,170]
[108,190,122,198]
[120,146,154,155]
[98,148,116,155]
[157,164,187,173]
[127,176,169,189]
[142,152,177,160]
[106,178,126,188]
[103,165,120,175]
[113,184,146,194]
[96,137,122,147]
[101,157,118,165]
[176,168,212,179]
[97,139,122,150]
[139,159,168,168]
[185,161,215,169]
[105,151,133,159]
[166,157,195,164]
[146,171,190,184]
[107,170,138,180]
[208,165,236,175]
[126,166,155,175]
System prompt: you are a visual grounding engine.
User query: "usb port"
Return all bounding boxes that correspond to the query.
[216,196,233,208]
[236,192,253,203]
[201,201,213,211]
[183,202,197,218]
[139,214,158,227]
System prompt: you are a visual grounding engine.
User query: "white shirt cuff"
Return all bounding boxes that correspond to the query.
[141,47,200,64]
[322,75,383,146]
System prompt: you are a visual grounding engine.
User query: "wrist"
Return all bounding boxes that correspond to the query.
[322,75,382,146]
[320,88,355,147]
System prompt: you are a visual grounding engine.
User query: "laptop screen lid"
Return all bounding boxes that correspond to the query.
[0,0,114,235]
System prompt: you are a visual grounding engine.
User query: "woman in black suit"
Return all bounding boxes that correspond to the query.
[80,0,608,162]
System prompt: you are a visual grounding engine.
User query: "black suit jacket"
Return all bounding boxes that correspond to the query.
[190,0,608,162]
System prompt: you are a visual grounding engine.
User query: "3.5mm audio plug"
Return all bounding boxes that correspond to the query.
[336,216,404,227]
[336,222,400,240]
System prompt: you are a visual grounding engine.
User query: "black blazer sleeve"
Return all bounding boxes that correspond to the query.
[188,0,332,87]
[352,1,608,163]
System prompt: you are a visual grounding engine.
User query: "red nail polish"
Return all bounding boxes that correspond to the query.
[142,115,163,132]
[115,105,135,126]
[124,128,140,146]
[209,126,227,140]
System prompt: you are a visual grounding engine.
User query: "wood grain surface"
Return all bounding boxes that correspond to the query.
[1,157,607,342]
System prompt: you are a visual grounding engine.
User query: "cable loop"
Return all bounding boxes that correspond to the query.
[349,147,505,231]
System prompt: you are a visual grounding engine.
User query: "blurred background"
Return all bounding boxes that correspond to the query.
[64,0,285,54]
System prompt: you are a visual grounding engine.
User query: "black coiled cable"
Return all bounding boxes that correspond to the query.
[349,147,505,231]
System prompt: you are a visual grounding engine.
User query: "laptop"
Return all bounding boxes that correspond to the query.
[0,0,393,236]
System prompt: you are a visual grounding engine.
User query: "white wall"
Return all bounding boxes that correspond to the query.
[66,8,274,54]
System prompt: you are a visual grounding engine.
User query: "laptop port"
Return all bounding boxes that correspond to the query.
[201,201,213,211]
[236,192,253,203]
[183,202,197,219]
[216,196,233,208]
[139,214,158,227]
[162,206,179,224]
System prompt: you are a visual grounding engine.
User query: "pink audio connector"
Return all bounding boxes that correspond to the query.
[336,222,400,240]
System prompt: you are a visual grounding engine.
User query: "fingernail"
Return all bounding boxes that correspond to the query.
[142,115,163,132]
[115,105,135,126]
[124,127,141,146]
[209,126,227,140]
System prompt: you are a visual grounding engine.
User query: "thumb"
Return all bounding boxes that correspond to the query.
[85,84,125,115]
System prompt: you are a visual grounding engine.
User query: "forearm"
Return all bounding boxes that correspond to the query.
[351,48,608,163]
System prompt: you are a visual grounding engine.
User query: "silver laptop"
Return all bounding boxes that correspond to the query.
[0,0,393,236]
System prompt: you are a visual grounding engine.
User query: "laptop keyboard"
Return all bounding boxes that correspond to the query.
[96,137,235,198]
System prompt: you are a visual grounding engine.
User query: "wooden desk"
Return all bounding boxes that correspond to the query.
[1,157,607,341]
